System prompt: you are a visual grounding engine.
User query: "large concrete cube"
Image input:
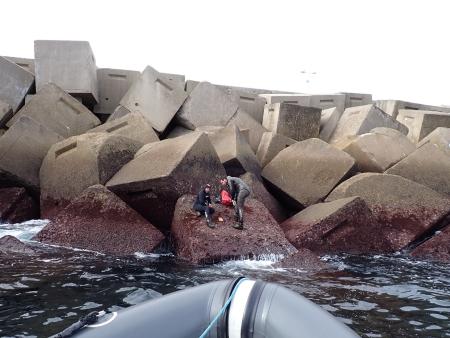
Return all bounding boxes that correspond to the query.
[260,94,345,112]
[177,82,238,130]
[208,124,261,177]
[40,132,142,218]
[259,94,309,105]
[94,68,140,116]
[227,109,267,152]
[0,100,12,128]
[262,138,355,210]
[319,107,342,142]
[417,127,450,156]
[386,143,450,196]
[119,66,187,132]
[223,88,266,123]
[343,132,415,172]
[376,100,450,119]
[256,131,296,168]
[6,83,100,137]
[106,132,226,230]
[326,173,450,251]
[185,80,275,96]
[3,56,35,74]
[396,109,450,143]
[0,116,63,191]
[329,104,408,145]
[263,103,321,141]
[34,40,98,107]
[340,92,372,108]
[88,113,159,145]
[0,56,34,113]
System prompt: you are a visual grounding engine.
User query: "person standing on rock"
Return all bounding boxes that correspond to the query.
[193,184,215,228]
[220,176,251,230]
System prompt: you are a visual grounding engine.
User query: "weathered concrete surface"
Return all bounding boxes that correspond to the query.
[94,68,140,116]
[195,126,224,134]
[120,66,187,132]
[240,172,288,223]
[0,56,34,113]
[319,107,342,142]
[417,127,450,156]
[208,124,261,177]
[256,132,296,168]
[165,126,193,139]
[273,249,329,271]
[107,105,131,122]
[0,187,39,223]
[0,235,35,255]
[260,94,345,112]
[171,194,296,264]
[0,116,63,191]
[88,113,159,145]
[228,110,267,152]
[281,197,392,254]
[161,72,186,90]
[262,138,355,210]
[3,56,35,74]
[40,133,141,218]
[36,185,164,255]
[34,40,98,106]
[376,100,450,119]
[329,104,408,145]
[326,173,450,251]
[386,143,450,196]
[370,127,407,138]
[6,83,100,136]
[396,109,450,143]
[343,132,415,172]
[340,92,372,108]
[0,129,5,137]
[184,80,275,96]
[263,103,321,141]
[0,99,13,128]
[411,225,450,262]
[106,132,226,230]
[177,82,238,130]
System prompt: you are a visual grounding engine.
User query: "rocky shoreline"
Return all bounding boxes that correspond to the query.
[0,40,449,270]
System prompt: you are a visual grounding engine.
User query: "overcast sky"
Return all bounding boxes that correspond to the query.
[1,0,449,105]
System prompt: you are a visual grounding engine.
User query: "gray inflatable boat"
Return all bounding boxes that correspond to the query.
[55,278,360,338]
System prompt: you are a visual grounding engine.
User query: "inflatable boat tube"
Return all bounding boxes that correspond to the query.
[69,278,359,338]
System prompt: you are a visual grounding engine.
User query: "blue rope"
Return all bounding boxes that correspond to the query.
[198,278,247,338]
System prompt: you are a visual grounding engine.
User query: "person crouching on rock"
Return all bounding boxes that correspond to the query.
[193,184,215,228]
[220,176,250,230]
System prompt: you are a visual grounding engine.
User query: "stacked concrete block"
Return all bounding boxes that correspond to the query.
[0,116,63,191]
[343,132,415,172]
[328,104,408,146]
[376,100,450,119]
[7,83,100,137]
[0,56,35,113]
[228,109,267,152]
[177,82,238,130]
[0,100,13,128]
[3,56,35,74]
[228,90,266,123]
[417,127,450,156]
[108,105,131,122]
[185,80,274,96]
[259,94,345,112]
[120,66,187,133]
[263,103,321,141]
[396,109,450,143]
[340,93,372,108]
[257,132,296,168]
[208,124,261,177]
[94,68,140,116]
[259,94,309,105]
[34,40,98,107]
[40,133,142,218]
[319,107,342,142]
[161,73,186,90]
[88,113,159,145]
[386,143,450,196]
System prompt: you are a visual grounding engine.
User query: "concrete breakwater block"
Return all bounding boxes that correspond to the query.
[396,109,450,143]
[256,132,296,168]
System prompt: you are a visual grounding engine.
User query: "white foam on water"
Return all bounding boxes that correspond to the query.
[0,219,49,241]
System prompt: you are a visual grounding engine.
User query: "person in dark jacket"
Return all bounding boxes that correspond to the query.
[193,184,215,228]
[220,176,251,230]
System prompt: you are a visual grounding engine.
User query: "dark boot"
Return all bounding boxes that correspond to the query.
[206,213,215,228]
[232,222,243,230]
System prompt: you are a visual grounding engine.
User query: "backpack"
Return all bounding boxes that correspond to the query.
[220,190,233,206]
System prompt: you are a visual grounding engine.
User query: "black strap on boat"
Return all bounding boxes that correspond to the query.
[48,311,99,338]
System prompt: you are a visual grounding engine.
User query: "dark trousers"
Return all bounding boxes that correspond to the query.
[235,189,250,224]
[194,204,215,218]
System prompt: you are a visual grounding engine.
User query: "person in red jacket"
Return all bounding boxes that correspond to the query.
[220,176,251,230]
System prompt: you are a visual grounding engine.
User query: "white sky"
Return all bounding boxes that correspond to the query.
[1,0,449,105]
